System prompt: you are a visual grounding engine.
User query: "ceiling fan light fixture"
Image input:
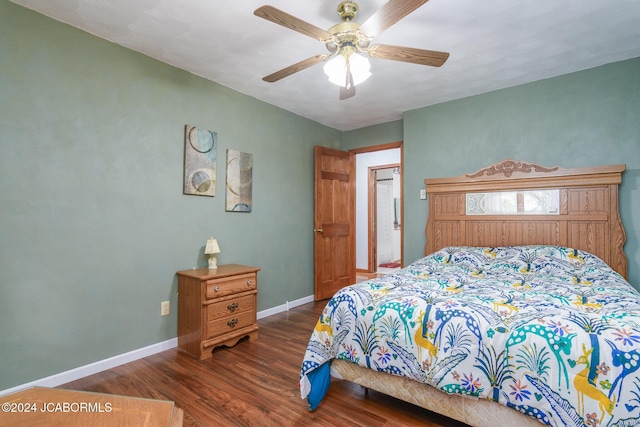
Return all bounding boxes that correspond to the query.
[323,52,371,87]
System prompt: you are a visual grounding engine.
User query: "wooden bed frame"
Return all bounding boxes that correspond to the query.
[330,159,627,427]
[425,159,627,279]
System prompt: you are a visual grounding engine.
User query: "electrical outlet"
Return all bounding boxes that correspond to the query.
[160,300,170,316]
[419,189,427,200]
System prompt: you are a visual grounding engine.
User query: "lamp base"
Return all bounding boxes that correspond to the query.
[208,255,218,269]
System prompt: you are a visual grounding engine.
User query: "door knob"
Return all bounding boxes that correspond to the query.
[314,228,323,233]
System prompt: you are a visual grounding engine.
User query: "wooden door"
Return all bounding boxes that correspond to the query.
[314,146,356,300]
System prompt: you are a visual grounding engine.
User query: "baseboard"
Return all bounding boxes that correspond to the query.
[1,294,316,396]
[0,338,178,397]
[257,294,315,319]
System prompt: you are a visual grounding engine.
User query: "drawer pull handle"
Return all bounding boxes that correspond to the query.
[246,280,253,286]
[227,318,238,328]
[214,286,220,292]
[227,302,239,312]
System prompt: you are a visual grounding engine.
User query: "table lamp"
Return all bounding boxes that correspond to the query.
[205,238,220,269]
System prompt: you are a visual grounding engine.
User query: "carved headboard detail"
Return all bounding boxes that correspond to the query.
[424,159,627,278]
[465,159,559,179]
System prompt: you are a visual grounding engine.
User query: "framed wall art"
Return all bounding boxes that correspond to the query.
[225,149,253,212]
[183,125,217,197]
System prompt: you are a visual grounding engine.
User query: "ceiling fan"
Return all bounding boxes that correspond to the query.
[254,0,449,100]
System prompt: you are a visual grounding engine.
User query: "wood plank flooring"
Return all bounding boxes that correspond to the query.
[61,301,469,426]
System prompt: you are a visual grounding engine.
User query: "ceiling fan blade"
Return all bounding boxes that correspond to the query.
[368,44,449,67]
[360,0,430,38]
[262,54,329,83]
[254,6,334,41]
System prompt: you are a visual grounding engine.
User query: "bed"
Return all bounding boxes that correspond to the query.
[300,159,639,427]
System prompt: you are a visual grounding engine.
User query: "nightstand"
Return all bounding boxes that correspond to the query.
[176,264,260,360]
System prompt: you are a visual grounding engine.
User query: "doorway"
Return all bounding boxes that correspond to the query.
[351,142,403,275]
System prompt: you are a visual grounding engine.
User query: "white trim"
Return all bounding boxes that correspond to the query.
[1,295,315,396]
[257,295,315,319]
[0,338,178,397]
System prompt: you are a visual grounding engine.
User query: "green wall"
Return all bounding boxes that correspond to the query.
[345,59,640,289]
[342,120,404,148]
[388,59,640,288]
[2,0,639,392]
[0,1,340,390]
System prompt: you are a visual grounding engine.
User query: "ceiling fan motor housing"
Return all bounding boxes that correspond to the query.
[326,0,372,57]
[326,22,369,55]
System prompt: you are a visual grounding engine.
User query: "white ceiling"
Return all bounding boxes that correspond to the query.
[11,0,640,131]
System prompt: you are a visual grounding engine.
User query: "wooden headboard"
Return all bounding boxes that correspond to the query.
[424,159,627,279]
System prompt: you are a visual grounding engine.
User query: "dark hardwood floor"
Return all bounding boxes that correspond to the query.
[62,301,469,426]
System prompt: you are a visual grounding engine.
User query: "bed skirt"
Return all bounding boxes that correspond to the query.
[330,359,542,427]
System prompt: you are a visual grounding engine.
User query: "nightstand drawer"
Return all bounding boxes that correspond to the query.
[206,310,255,339]
[206,273,256,298]
[207,294,255,321]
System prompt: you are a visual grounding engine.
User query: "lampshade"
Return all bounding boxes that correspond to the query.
[323,52,371,87]
[205,238,220,255]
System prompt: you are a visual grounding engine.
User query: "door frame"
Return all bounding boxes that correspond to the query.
[350,141,404,273]
[368,163,401,272]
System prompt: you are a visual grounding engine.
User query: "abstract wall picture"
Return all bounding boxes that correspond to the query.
[225,149,253,212]
[184,125,217,197]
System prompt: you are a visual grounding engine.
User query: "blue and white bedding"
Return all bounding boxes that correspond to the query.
[300,246,640,426]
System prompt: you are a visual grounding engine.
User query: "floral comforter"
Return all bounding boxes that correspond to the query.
[300,246,640,426]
